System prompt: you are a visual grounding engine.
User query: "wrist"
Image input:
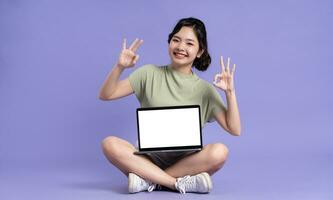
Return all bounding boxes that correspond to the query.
[115,63,125,71]
[225,89,235,96]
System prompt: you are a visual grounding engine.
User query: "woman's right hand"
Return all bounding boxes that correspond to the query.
[117,38,143,69]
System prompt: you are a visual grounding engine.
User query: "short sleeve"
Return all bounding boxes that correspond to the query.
[206,85,227,123]
[128,64,154,102]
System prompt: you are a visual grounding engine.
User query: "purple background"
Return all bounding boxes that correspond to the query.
[1,0,332,199]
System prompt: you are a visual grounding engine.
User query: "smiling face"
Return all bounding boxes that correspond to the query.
[168,26,203,69]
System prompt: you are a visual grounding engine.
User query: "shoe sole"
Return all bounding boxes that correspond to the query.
[199,172,213,193]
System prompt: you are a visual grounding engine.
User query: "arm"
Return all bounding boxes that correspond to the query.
[213,56,241,136]
[99,64,133,100]
[214,90,241,136]
[98,38,143,101]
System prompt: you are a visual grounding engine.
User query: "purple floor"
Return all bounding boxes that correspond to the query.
[1,154,332,200]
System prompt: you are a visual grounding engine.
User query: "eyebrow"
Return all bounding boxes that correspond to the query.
[173,35,196,42]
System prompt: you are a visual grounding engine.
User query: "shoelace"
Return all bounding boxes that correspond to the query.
[155,184,163,191]
[147,183,156,192]
[176,175,196,194]
[137,177,156,192]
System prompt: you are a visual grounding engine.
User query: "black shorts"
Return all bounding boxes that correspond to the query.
[143,151,197,170]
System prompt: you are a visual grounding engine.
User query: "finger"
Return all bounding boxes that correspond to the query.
[220,56,225,72]
[226,57,230,73]
[122,38,127,50]
[129,38,139,50]
[213,74,222,84]
[131,39,144,52]
[133,55,140,64]
[213,74,221,87]
[214,74,219,83]
[231,64,236,76]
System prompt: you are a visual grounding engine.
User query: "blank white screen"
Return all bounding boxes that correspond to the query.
[138,107,201,148]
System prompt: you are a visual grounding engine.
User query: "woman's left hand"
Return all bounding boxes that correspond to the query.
[213,56,236,92]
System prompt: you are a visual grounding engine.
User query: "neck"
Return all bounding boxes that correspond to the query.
[170,63,193,75]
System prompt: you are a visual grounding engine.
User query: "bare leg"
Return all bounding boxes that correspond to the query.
[102,136,177,190]
[164,143,229,178]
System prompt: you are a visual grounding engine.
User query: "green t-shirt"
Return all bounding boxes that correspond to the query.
[128,64,226,127]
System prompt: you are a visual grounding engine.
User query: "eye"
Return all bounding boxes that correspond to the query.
[187,43,193,46]
[172,38,179,42]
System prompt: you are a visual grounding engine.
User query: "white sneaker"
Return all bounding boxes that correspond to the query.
[128,173,156,193]
[175,172,213,194]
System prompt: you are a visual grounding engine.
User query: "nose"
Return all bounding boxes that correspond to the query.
[176,42,186,51]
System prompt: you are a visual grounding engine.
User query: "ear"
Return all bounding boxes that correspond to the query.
[196,49,204,58]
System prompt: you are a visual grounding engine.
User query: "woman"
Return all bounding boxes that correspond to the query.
[99,17,241,194]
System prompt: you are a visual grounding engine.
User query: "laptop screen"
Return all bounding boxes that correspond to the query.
[136,105,202,150]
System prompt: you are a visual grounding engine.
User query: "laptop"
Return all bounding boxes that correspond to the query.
[134,105,202,155]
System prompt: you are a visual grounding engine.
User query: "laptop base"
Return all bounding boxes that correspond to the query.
[133,148,201,155]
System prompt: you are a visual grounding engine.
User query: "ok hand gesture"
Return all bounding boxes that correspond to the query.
[117,38,143,69]
[213,56,236,92]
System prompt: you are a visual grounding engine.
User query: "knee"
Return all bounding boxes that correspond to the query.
[101,136,122,159]
[206,143,229,169]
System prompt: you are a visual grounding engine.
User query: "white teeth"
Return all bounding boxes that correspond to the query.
[174,52,187,57]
